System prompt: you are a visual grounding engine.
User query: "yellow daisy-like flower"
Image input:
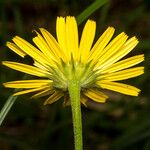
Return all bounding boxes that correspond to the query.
[3,16,144,106]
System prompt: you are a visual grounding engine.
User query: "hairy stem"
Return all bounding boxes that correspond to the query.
[68,80,83,150]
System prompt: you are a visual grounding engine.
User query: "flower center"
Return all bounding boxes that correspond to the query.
[50,59,98,91]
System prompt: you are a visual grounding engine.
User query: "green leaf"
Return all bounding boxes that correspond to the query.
[0,77,26,125]
[76,0,108,25]
[0,93,17,125]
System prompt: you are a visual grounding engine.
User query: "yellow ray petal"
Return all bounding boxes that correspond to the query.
[12,36,49,66]
[13,86,49,96]
[97,80,140,96]
[31,88,54,99]
[32,32,56,63]
[100,67,144,81]
[96,32,128,68]
[39,28,67,62]
[80,95,88,107]
[44,91,64,105]
[89,27,115,62]
[6,42,26,58]
[3,80,52,88]
[101,54,144,73]
[66,16,79,60]
[56,17,68,61]
[34,61,50,71]
[83,89,108,103]
[79,20,96,62]
[2,61,49,77]
[97,36,139,71]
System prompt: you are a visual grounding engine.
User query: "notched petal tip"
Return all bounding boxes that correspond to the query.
[2,61,9,66]
[106,26,115,34]
[142,54,145,60]
[3,82,8,87]
[132,87,141,96]
[2,81,15,88]
[132,36,139,41]
[66,16,75,19]
[130,36,139,44]
[57,16,65,21]
[136,90,141,96]
[87,19,96,23]
[120,32,128,37]
[39,27,44,31]
[6,41,26,58]
[32,29,40,37]
[12,35,19,41]
[108,26,115,30]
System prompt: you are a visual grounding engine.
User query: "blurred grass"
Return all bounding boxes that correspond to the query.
[0,0,150,150]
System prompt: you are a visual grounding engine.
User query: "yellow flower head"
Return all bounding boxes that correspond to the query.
[3,16,144,106]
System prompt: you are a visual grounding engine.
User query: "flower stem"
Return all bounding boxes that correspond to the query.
[68,80,83,150]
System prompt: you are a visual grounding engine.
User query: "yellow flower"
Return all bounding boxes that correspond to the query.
[3,16,144,106]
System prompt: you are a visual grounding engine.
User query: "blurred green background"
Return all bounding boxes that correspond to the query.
[0,0,150,149]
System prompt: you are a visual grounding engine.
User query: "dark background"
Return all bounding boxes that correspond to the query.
[0,0,150,149]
